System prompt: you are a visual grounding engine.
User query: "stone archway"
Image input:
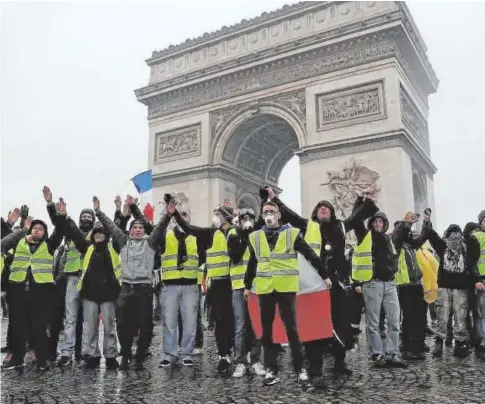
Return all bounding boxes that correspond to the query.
[412,170,427,214]
[137,2,439,226]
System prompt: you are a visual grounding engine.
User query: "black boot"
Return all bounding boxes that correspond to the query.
[84,356,101,369]
[432,338,443,358]
[453,342,470,358]
[333,354,352,376]
[119,356,130,371]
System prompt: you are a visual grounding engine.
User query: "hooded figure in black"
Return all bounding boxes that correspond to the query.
[1,217,64,370]
[264,185,378,380]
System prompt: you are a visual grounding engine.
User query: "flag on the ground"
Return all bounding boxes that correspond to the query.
[131,170,154,222]
[247,253,333,343]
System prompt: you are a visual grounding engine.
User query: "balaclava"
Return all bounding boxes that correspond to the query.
[79,209,96,232]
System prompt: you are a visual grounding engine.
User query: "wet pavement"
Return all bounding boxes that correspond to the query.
[1,318,484,404]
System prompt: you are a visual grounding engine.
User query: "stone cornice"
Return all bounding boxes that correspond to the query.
[147,2,317,63]
[297,130,437,177]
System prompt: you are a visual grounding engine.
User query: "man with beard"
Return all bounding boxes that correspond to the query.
[263,185,378,381]
[173,198,236,373]
[94,195,168,371]
[1,213,64,371]
[227,208,266,378]
[44,187,98,367]
[425,212,471,358]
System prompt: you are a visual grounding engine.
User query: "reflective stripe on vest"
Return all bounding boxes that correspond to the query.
[473,231,485,276]
[206,228,236,279]
[230,247,250,290]
[304,219,321,256]
[395,248,410,286]
[249,227,300,295]
[351,232,373,282]
[9,239,54,284]
[197,264,205,285]
[77,243,121,290]
[0,254,4,277]
[161,230,199,281]
[64,232,91,273]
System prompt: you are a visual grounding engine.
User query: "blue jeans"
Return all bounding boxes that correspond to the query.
[82,300,117,358]
[476,290,485,347]
[160,284,198,362]
[362,280,400,355]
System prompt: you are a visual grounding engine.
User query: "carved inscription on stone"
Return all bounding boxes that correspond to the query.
[316,81,385,131]
[154,124,201,163]
[324,160,380,220]
[400,86,429,151]
[146,39,399,118]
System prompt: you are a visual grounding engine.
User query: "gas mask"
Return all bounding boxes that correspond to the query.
[242,219,254,230]
[212,215,222,229]
[264,214,277,227]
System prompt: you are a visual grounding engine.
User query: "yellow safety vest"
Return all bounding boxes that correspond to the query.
[9,239,54,284]
[249,227,300,295]
[206,228,236,279]
[197,264,205,285]
[351,232,373,282]
[230,247,250,290]
[395,248,411,286]
[304,219,322,256]
[77,243,121,290]
[473,231,485,276]
[161,230,199,281]
[0,254,4,277]
[64,232,91,273]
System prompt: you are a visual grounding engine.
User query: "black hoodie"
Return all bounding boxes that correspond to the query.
[426,221,470,289]
[463,222,483,283]
[273,196,378,283]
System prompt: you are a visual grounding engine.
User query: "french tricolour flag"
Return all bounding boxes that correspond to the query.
[247,254,333,342]
[132,170,154,223]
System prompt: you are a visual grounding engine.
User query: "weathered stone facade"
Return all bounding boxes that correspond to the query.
[136,1,439,227]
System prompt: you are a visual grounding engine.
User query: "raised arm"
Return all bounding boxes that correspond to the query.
[93,196,127,253]
[343,191,379,233]
[422,212,445,256]
[47,222,65,256]
[147,207,172,250]
[263,185,308,231]
[173,211,212,241]
[1,218,29,253]
[127,195,154,235]
[113,195,131,234]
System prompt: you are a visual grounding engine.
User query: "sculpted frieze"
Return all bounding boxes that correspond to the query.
[400,86,429,151]
[316,81,386,131]
[154,124,201,163]
[147,38,400,118]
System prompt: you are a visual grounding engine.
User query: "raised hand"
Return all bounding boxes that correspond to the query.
[125,195,135,206]
[42,186,53,203]
[423,208,432,222]
[24,216,33,230]
[20,205,29,219]
[134,197,139,206]
[264,185,275,200]
[223,197,232,208]
[362,187,376,200]
[7,208,21,225]
[93,196,100,212]
[57,197,67,215]
[404,212,415,224]
[114,195,122,211]
[122,202,130,217]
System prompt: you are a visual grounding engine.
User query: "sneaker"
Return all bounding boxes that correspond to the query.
[2,357,23,370]
[182,358,194,367]
[57,356,73,367]
[106,358,119,370]
[119,357,130,371]
[263,370,280,386]
[371,354,387,368]
[159,359,171,368]
[135,361,144,371]
[298,368,310,386]
[232,363,246,378]
[217,355,231,372]
[386,354,408,368]
[251,362,266,376]
[192,348,203,355]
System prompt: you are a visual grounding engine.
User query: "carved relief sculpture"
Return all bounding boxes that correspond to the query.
[155,124,201,163]
[323,159,380,220]
[317,81,386,131]
[400,86,429,151]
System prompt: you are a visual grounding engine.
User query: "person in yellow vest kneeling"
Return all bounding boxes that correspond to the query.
[244,201,332,388]
[63,217,121,370]
[1,215,64,371]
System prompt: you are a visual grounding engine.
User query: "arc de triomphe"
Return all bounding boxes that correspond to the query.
[135,1,439,226]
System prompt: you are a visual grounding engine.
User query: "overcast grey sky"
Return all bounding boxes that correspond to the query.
[1,1,484,233]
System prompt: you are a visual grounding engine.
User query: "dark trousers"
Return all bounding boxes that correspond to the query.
[1,296,8,317]
[117,283,152,362]
[349,289,365,334]
[260,291,303,373]
[398,285,427,353]
[209,279,233,356]
[179,286,204,348]
[8,284,53,365]
[48,285,66,361]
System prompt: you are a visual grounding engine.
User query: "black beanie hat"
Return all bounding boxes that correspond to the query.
[129,219,144,230]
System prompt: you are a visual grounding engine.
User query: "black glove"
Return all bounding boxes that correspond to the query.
[259,187,269,201]
[20,205,29,220]
[163,193,174,204]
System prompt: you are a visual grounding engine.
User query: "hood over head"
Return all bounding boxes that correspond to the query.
[478,210,485,225]
[90,222,108,243]
[27,219,49,241]
[311,200,336,222]
[79,208,96,232]
[443,224,462,239]
[463,222,480,240]
[368,211,389,233]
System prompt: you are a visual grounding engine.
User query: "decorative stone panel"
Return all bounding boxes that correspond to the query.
[400,85,429,151]
[154,124,201,163]
[316,80,386,131]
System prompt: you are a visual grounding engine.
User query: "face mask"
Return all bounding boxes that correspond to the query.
[79,219,93,231]
[264,214,276,227]
[212,215,221,229]
[242,220,254,230]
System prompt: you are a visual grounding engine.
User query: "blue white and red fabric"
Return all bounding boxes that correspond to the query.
[131,170,154,222]
[248,253,333,343]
